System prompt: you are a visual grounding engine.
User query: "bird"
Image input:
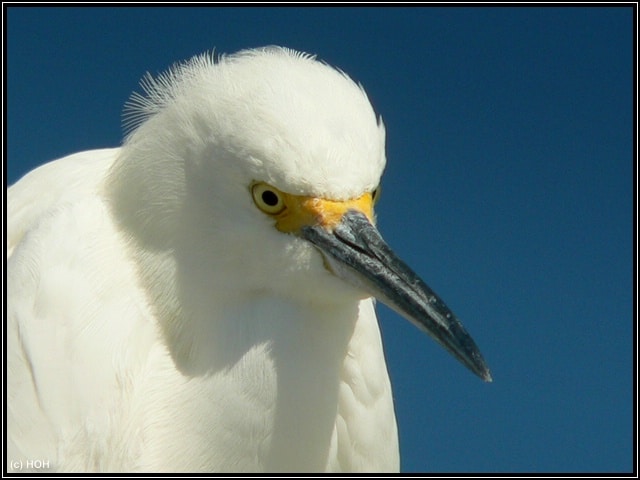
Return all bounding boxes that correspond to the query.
[7,46,491,473]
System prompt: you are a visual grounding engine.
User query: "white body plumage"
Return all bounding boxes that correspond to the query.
[8,48,399,472]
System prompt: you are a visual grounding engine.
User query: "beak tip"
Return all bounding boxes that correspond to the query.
[468,348,492,382]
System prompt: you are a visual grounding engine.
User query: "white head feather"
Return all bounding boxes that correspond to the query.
[106,46,388,363]
[118,46,384,193]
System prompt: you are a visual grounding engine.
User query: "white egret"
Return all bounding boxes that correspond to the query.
[7,46,491,473]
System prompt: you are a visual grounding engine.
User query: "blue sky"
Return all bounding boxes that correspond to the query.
[6,6,633,473]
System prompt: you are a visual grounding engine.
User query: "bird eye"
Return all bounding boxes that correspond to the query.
[371,185,381,205]
[251,182,286,215]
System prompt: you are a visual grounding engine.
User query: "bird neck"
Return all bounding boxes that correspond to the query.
[144,259,363,471]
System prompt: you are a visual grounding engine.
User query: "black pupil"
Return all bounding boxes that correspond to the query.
[261,190,279,207]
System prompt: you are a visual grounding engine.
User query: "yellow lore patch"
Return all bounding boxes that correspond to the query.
[251,182,374,233]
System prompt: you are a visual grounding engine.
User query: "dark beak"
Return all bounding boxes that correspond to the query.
[302,210,492,382]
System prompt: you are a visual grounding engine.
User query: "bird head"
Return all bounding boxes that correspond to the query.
[107,46,491,381]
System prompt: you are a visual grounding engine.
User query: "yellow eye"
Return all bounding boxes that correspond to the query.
[371,185,382,205]
[251,182,286,215]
